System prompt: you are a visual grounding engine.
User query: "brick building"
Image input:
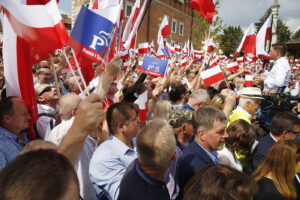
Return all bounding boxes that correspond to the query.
[123,0,194,47]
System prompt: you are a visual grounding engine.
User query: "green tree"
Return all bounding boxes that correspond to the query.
[219,26,243,56]
[277,20,292,43]
[292,29,300,40]
[256,7,292,43]
[191,0,224,50]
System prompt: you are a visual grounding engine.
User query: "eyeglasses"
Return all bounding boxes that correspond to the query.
[38,86,53,96]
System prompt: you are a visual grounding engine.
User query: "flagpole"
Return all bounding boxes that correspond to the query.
[202,25,211,69]
[49,55,61,98]
[62,50,85,96]
[71,48,90,95]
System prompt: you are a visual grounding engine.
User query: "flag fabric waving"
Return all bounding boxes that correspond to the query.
[256,15,272,56]
[2,0,68,139]
[189,0,215,24]
[68,6,117,63]
[122,0,140,48]
[200,66,225,87]
[226,62,239,72]
[123,0,147,49]
[134,91,148,121]
[141,56,169,77]
[138,42,149,55]
[245,75,253,87]
[236,23,256,58]
[157,15,171,45]
[1,0,68,50]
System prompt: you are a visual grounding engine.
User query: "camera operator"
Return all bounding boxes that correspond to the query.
[255,44,291,94]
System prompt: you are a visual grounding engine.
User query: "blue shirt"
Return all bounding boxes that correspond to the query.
[89,136,137,200]
[0,127,30,169]
[196,141,220,164]
[182,103,195,111]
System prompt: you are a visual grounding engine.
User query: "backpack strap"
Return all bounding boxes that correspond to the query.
[34,113,57,139]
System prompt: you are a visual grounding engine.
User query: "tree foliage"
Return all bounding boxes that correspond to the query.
[219,26,243,56]
[191,0,224,50]
[292,29,300,40]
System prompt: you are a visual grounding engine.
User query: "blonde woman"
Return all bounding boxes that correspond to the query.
[252,140,300,200]
[153,100,172,120]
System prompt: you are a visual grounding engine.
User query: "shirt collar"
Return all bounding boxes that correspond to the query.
[0,127,29,144]
[237,106,251,118]
[111,136,136,155]
[269,133,278,142]
[135,160,166,186]
[274,56,286,64]
[38,104,57,114]
[195,140,219,164]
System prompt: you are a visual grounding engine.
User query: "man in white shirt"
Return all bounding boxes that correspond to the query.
[256,44,291,93]
[46,93,98,200]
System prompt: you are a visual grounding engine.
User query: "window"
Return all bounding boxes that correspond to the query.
[179,22,184,36]
[125,1,134,18]
[177,0,184,3]
[172,19,177,33]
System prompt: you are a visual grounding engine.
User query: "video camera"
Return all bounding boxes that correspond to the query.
[260,93,300,117]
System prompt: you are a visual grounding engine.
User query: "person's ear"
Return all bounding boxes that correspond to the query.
[2,114,12,124]
[197,129,206,141]
[37,96,44,103]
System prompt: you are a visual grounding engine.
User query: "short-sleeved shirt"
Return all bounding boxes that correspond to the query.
[89,136,137,200]
[0,127,29,169]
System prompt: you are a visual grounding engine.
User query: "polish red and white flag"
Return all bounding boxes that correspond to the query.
[157,15,171,45]
[134,91,148,121]
[256,15,272,56]
[137,60,143,70]
[200,66,225,87]
[123,0,147,49]
[174,44,181,52]
[209,56,219,68]
[122,0,140,48]
[181,58,188,67]
[219,55,226,60]
[236,57,244,64]
[245,75,253,87]
[120,49,129,60]
[226,62,239,72]
[138,42,149,54]
[166,42,175,55]
[236,23,256,58]
[193,50,205,56]
[2,0,68,139]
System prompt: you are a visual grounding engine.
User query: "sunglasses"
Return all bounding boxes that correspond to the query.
[38,86,53,96]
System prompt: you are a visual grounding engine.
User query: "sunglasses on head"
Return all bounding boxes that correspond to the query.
[38,86,53,96]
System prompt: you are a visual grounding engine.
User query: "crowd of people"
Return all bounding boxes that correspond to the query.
[0,43,300,200]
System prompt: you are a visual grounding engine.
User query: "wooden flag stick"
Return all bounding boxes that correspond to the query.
[70,48,90,95]
[62,50,85,96]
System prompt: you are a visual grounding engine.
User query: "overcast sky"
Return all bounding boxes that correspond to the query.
[59,0,300,33]
[218,0,300,33]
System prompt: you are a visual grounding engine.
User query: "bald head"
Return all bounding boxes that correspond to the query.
[58,94,81,120]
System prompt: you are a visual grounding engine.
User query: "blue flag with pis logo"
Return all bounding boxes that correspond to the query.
[68,6,115,62]
[141,56,169,77]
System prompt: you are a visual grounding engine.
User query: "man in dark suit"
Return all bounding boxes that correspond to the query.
[177,106,227,196]
[252,112,300,170]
